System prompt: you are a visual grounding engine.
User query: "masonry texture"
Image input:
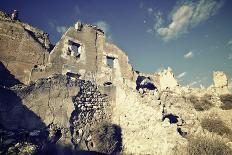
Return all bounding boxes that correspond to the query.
[0,10,232,155]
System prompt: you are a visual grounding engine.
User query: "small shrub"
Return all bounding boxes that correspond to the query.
[187,136,232,155]
[189,95,213,111]
[220,94,232,110]
[201,118,232,140]
[91,122,122,154]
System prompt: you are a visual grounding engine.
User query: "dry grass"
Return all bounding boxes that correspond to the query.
[189,95,213,111]
[220,94,232,110]
[187,135,232,155]
[201,118,232,140]
[91,122,122,154]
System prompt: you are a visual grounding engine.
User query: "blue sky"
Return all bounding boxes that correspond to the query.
[1,0,232,88]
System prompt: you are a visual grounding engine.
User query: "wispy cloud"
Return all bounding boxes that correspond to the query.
[56,26,68,34]
[189,81,198,86]
[154,0,224,41]
[146,29,153,34]
[190,0,224,26]
[228,53,232,60]
[147,8,153,14]
[228,39,232,46]
[188,80,202,87]
[49,21,68,34]
[184,51,194,59]
[177,72,187,79]
[228,38,232,50]
[95,21,113,42]
[139,2,144,9]
[157,5,193,41]
[95,21,109,34]
[74,5,81,15]
[153,10,164,31]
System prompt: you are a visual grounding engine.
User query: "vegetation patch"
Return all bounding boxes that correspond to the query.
[220,94,232,110]
[90,122,122,154]
[189,95,213,111]
[187,135,232,155]
[201,118,232,140]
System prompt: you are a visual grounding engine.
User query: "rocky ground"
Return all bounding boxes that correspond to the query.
[1,74,232,155]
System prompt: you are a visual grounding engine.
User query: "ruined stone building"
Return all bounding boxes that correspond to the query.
[0,11,232,155]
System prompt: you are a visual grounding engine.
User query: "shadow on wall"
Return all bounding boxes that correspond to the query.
[0,64,123,154]
[136,76,156,91]
[0,61,22,87]
[0,85,48,154]
[36,144,108,155]
[0,62,45,130]
[220,94,232,110]
[0,86,47,130]
[0,88,109,155]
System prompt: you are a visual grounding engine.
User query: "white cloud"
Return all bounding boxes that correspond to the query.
[95,21,109,34]
[228,39,232,46]
[177,72,187,79]
[56,26,68,34]
[184,51,194,59]
[49,21,68,35]
[146,29,153,34]
[153,10,164,31]
[189,81,198,86]
[188,80,202,87]
[191,0,224,26]
[147,8,153,14]
[95,21,113,42]
[155,0,224,41]
[157,5,193,41]
[228,53,232,60]
[48,21,55,29]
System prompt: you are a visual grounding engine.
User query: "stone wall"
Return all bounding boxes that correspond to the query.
[96,42,135,85]
[70,80,112,150]
[111,85,189,154]
[213,71,230,94]
[45,22,136,87]
[152,67,178,91]
[49,25,98,77]
[0,75,115,152]
[0,18,49,85]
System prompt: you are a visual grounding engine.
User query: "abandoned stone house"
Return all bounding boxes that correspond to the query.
[45,21,136,87]
[0,11,137,87]
[0,9,230,94]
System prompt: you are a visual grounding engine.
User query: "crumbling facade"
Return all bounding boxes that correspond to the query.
[0,11,49,84]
